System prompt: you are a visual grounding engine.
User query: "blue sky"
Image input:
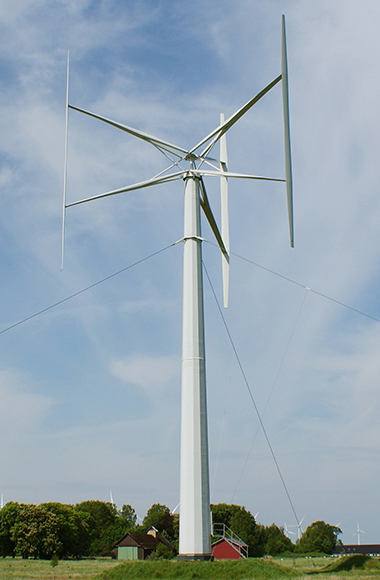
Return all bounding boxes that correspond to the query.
[1,0,380,545]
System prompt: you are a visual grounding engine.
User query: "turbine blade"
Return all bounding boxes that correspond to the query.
[282,15,294,248]
[68,105,189,158]
[220,113,229,309]
[199,179,228,259]
[61,50,70,270]
[66,170,186,208]
[190,75,282,157]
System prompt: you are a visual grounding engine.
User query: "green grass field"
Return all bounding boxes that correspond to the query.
[1,555,380,580]
[0,557,119,580]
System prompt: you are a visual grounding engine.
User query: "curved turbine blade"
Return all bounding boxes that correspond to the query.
[199,179,227,259]
[61,50,70,270]
[282,15,294,248]
[220,113,229,309]
[68,105,189,159]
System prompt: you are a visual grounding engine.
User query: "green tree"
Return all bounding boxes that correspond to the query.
[0,502,21,557]
[211,503,242,528]
[296,521,341,554]
[263,524,294,556]
[230,507,257,555]
[142,504,174,538]
[119,504,137,528]
[40,502,91,558]
[155,539,175,560]
[11,505,62,559]
[172,513,179,551]
[211,503,258,556]
[75,500,117,556]
[251,523,267,557]
[97,518,135,556]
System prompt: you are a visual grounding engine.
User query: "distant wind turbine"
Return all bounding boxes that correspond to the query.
[353,522,366,546]
[284,522,296,539]
[297,516,305,539]
[171,503,180,515]
[62,16,293,560]
[0,494,3,509]
[289,516,305,540]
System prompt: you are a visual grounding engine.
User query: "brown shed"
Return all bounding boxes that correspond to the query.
[112,529,176,560]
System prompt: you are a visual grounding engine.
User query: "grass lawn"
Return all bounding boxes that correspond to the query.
[92,557,301,580]
[0,557,119,579]
[274,555,380,580]
[93,556,380,580]
[1,554,380,580]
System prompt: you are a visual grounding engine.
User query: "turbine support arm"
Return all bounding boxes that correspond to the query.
[65,170,186,208]
[68,104,188,159]
[192,170,285,183]
[190,75,282,158]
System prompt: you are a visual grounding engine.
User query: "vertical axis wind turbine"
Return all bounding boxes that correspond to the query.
[61,16,294,560]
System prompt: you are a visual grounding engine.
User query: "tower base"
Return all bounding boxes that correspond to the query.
[177,553,213,562]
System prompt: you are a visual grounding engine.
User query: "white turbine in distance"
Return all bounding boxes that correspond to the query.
[289,516,305,540]
[296,516,305,540]
[284,522,296,540]
[353,522,366,546]
[61,16,293,560]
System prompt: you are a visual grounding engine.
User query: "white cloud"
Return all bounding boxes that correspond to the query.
[109,354,179,390]
[0,370,53,433]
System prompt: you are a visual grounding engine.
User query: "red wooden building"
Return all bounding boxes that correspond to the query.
[211,523,248,560]
[211,538,246,559]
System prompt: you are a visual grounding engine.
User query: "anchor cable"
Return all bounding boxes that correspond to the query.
[203,260,300,525]
[0,243,175,336]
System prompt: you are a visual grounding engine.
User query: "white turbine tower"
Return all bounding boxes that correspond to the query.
[62,16,293,560]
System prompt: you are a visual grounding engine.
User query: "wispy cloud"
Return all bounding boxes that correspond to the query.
[110,355,179,390]
[1,0,380,544]
[0,369,53,433]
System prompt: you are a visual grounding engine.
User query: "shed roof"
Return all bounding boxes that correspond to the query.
[113,531,176,553]
[113,532,159,550]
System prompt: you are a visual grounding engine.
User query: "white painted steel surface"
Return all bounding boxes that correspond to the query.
[179,174,211,558]
[281,14,294,248]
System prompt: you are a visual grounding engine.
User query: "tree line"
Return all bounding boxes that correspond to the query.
[211,504,341,557]
[0,500,341,559]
